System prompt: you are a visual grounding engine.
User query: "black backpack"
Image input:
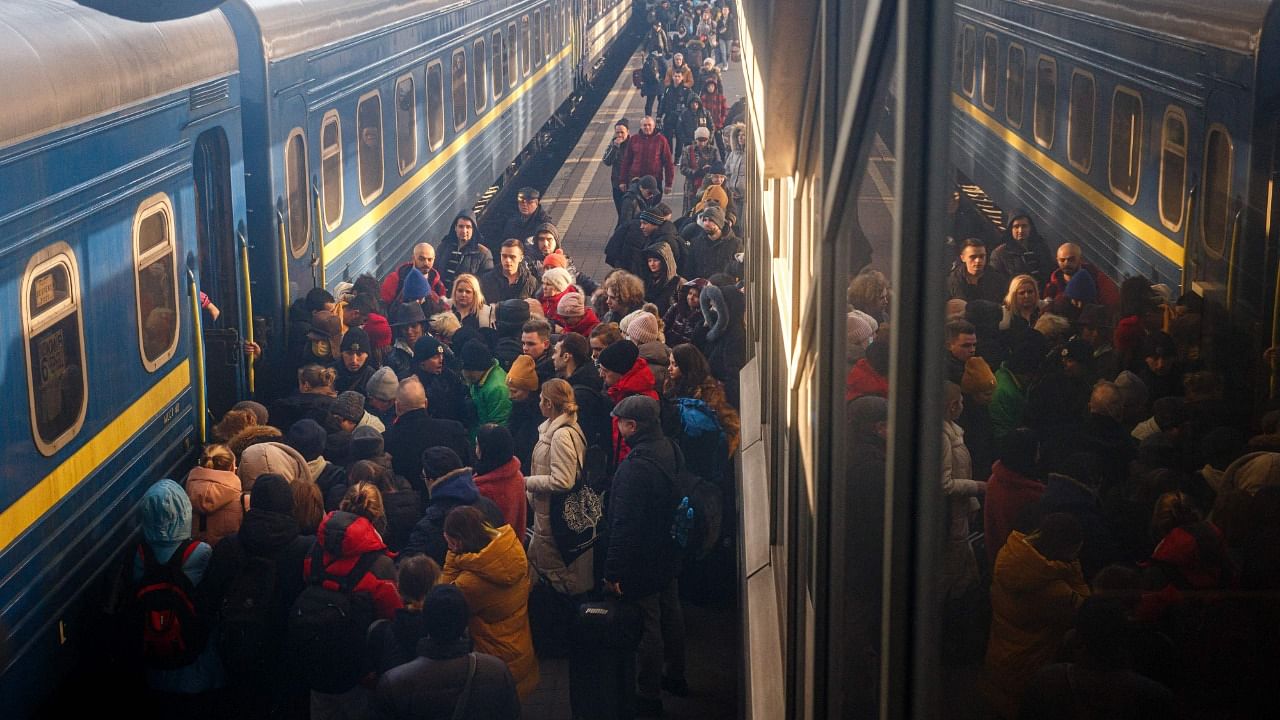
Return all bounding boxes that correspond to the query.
[646,443,723,561]
[217,551,281,680]
[287,545,380,693]
[133,540,209,669]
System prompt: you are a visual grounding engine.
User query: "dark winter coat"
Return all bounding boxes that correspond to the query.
[1028,473,1125,579]
[402,468,506,566]
[616,179,663,229]
[383,408,473,496]
[946,263,1010,304]
[677,99,715,145]
[659,84,694,132]
[662,292,704,347]
[372,636,521,720]
[334,361,376,395]
[989,211,1055,288]
[567,363,613,451]
[479,265,539,304]
[604,426,681,599]
[268,391,334,434]
[437,211,494,288]
[506,396,542,476]
[697,284,747,385]
[685,224,741,280]
[413,366,474,428]
[603,137,630,188]
[642,242,684,316]
[498,204,553,247]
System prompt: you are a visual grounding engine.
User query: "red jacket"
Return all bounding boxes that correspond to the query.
[1043,261,1120,310]
[607,358,659,465]
[701,90,728,129]
[541,284,580,323]
[984,460,1045,567]
[303,511,402,621]
[845,358,889,401]
[620,131,676,190]
[380,262,447,307]
[474,457,528,541]
[560,308,601,337]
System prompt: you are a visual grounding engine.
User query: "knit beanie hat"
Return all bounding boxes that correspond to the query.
[542,267,574,294]
[543,252,569,270]
[330,390,365,423]
[249,474,294,515]
[846,312,874,346]
[597,339,640,374]
[286,419,328,461]
[421,447,464,482]
[324,431,352,466]
[1222,451,1280,495]
[700,205,725,228]
[238,441,311,487]
[349,425,385,461]
[506,354,540,392]
[557,291,586,319]
[1065,268,1099,303]
[402,268,432,302]
[461,339,494,372]
[534,221,559,243]
[413,334,447,361]
[423,585,471,641]
[341,326,371,354]
[365,366,399,402]
[624,310,661,345]
[961,357,997,398]
[639,209,664,225]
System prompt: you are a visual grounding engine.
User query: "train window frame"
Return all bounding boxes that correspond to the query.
[1201,124,1234,260]
[319,111,343,231]
[426,59,445,152]
[542,6,551,61]
[133,193,181,372]
[22,242,88,457]
[284,128,310,257]
[394,74,418,177]
[1158,105,1189,232]
[1068,69,1095,174]
[507,22,517,88]
[980,32,998,111]
[521,15,531,77]
[355,90,384,206]
[532,9,543,67]
[1108,86,1143,205]
[451,48,468,132]
[474,37,489,114]
[492,30,504,100]
[1006,43,1025,129]
[1034,56,1056,149]
[961,25,976,98]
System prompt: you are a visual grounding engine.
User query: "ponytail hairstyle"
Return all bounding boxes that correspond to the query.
[298,363,338,395]
[200,443,236,472]
[340,482,388,535]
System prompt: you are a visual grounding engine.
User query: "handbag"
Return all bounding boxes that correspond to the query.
[573,594,643,651]
[549,427,605,564]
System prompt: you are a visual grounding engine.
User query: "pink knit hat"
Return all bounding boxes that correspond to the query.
[557,291,586,319]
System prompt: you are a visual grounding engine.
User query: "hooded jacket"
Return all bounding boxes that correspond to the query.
[437,211,494,287]
[989,210,1055,287]
[686,223,741,281]
[499,203,552,250]
[473,457,527,541]
[403,468,505,565]
[440,525,540,699]
[698,283,747,380]
[607,357,660,466]
[642,242,684,316]
[185,465,244,547]
[984,530,1090,719]
[662,281,706,347]
[303,511,402,621]
[677,98,715,145]
[413,366,474,428]
[238,441,313,489]
[468,361,512,435]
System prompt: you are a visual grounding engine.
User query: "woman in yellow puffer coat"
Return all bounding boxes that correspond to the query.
[440,505,540,699]
[983,512,1090,719]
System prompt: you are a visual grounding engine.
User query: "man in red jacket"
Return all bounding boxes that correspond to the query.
[619,116,676,195]
[1043,242,1120,311]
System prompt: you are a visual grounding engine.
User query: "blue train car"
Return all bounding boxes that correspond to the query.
[0,2,249,712]
[951,0,1280,384]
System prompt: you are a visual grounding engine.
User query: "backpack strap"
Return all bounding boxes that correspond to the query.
[451,653,478,720]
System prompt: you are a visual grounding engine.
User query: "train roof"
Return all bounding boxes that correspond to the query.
[1025,0,1275,54]
[238,0,460,61]
[0,1,237,151]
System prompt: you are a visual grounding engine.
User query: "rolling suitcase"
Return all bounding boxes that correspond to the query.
[569,596,643,720]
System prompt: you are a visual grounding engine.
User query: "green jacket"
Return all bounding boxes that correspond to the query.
[469,360,512,436]
[989,365,1027,440]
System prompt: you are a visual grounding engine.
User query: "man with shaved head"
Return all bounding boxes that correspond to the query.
[383,377,471,493]
[380,241,447,308]
[1042,242,1120,311]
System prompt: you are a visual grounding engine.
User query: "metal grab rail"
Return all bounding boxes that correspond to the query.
[1226,205,1244,312]
[276,204,291,349]
[237,226,255,395]
[312,182,326,289]
[187,267,208,443]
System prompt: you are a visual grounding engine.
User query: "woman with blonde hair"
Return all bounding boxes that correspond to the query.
[428,310,461,345]
[450,273,494,330]
[339,481,388,540]
[999,273,1042,333]
[440,505,540,699]
[525,378,596,597]
[268,363,338,431]
[185,443,243,545]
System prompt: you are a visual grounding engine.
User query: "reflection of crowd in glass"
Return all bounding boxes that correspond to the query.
[119,6,748,716]
[844,203,1280,718]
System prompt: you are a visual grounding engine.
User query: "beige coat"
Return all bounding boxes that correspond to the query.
[941,419,986,600]
[525,411,592,595]
[184,466,243,546]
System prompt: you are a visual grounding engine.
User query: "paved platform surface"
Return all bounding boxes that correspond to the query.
[522,48,747,720]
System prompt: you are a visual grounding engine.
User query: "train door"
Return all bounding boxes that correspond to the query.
[193,128,247,419]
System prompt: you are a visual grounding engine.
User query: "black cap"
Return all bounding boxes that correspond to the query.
[597,340,640,374]
[517,187,541,201]
[413,334,446,360]
[461,339,494,372]
[341,326,370,354]
[421,446,464,481]
[423,585,470,641]
[611,395,660,425]
[285,419,327,461]
[249,474,293,515]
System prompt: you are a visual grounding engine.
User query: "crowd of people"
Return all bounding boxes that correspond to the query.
[844,203,1280,718]
[116,4,746,719]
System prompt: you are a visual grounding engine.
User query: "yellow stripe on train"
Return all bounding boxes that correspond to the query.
[0,360,190,553]
[951,92,1185,266]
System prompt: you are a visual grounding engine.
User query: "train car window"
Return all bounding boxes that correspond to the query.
[961,25,976,97]
[1006,44,1025,128]
[1159,107,1188,232]
[980,33,997,110]
[356,91,384,205]
[284,129,310,256]
[1034,57,1056,148]
[1201,125,1234,257]
[492,30,503,100]
[426,60,445,152]
[1068,70,1094,173]
[521,15,531,77]
[542,7,551,60]
[474,38,488,113]
[22,243,88,456]
[133,195,180,371]
[1109,87,1143,204]
[452,49,468,131]
[395,75,417,176]
[320,112,343,230]
[532,10,542,66]
[507,22,517,88]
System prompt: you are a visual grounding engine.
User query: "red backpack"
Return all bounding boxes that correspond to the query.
[133,540,209,668]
